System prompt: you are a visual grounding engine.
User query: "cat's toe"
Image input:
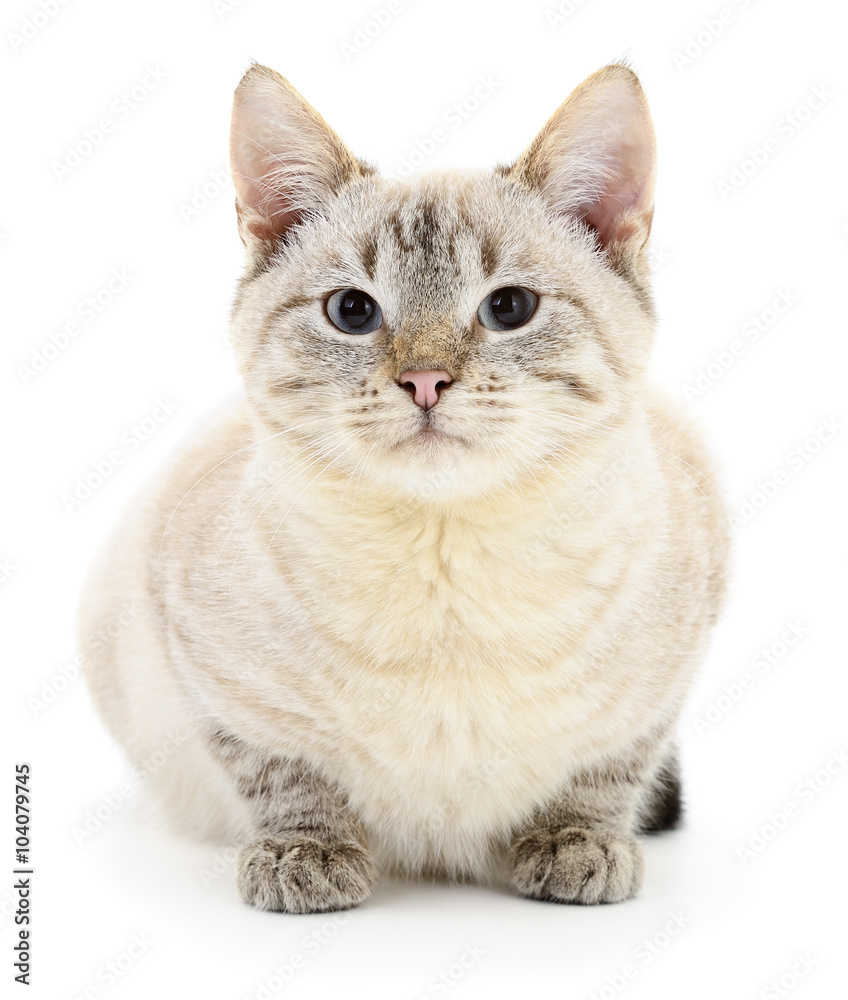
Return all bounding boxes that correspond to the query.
[509,827,643,905]
[236,835,375,913]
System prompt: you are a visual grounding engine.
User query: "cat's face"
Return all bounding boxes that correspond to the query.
[229,65,657,502]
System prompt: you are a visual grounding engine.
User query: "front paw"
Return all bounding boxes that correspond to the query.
[509,827,644,905]
[236,835,376,914]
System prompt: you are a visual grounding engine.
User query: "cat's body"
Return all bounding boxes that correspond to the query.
[80,64,728,911]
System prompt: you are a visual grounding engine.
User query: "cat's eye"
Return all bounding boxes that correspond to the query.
[477,286,538,331]
[326,289,383,335]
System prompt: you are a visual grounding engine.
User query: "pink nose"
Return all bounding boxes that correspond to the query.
[398,370,453,410]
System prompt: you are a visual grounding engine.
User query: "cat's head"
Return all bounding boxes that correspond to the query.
[228,63,657,503]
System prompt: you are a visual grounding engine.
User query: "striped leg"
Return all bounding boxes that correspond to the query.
[509,738,677,905]
[207,729,375,913]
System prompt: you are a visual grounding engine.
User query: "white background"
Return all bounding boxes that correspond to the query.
[3,0,847,997]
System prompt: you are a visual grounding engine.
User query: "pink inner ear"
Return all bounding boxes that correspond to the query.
[230,72,343,247]
[236,166,306,244]
[240,206,305,246]
[582,145,654,249]
[523,69,657,254]
[583,188,644,248]
[231,127,308,244]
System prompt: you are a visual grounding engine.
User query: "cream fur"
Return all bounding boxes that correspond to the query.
[79,63,729,905]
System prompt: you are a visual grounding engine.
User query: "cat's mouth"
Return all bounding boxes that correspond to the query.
[405,419,466,449]
[419,422,446,437]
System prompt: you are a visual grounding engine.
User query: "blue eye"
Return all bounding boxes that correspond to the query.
[477,286,538,331]
[326,289,383,335]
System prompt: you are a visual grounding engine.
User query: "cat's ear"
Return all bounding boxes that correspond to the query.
[508,64,656,270]
[230,64,368,256]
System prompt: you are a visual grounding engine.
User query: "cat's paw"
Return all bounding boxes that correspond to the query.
[236,835,376,913]
[509,827,644,905]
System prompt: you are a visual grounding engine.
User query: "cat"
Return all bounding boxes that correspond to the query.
[79,61,729,912]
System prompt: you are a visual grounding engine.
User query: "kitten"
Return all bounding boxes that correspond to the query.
[79,62,729,912]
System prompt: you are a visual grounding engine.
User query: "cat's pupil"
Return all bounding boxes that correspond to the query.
[477,286,537,331]
[326,288,383,335]
[340,291,373,327]
[491,289,521,322]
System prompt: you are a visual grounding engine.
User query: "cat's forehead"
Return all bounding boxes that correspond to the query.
[269,169,601,324]
[329,171,554,286]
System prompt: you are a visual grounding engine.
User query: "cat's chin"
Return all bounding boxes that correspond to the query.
[369,432,509,505]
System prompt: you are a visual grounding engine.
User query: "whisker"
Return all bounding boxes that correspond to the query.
[506,427,609,562]
[534,405,718,508]
[156,414,338,568]
[223,432,351,593]
[214,435,340,575]
[256,440,358,586]
[336,442,377,528]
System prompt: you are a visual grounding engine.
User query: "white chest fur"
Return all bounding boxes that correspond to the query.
[193,446,666,875]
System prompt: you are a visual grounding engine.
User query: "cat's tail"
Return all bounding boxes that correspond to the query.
[637,747,683,834]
